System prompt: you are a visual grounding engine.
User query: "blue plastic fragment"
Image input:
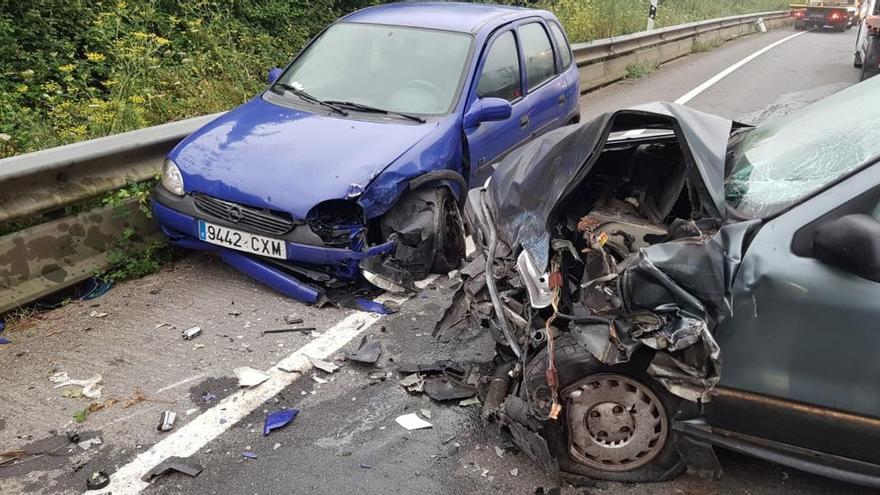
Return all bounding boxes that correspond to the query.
[242,451,257,459]
[354,297,392,315]
[0,320,5,333]
[82,278,112,300]
[0,338,10,345]
[263,409,299,436]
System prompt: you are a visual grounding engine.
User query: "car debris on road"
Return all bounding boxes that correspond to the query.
[263,409,299,436]
[395,413,433,430]
[233,367,270,388]
[142,456,203,482]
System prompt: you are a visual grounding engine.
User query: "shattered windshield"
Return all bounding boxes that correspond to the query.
[276,23,472,115]
[726,78,880,218]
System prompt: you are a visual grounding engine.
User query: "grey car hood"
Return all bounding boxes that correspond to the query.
[486,102,738,270]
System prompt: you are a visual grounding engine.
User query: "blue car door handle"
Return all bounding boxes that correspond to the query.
[520,115,530,128]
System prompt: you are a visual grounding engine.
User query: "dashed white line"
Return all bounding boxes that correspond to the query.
[93,282,433,494]
[675,30,810,105]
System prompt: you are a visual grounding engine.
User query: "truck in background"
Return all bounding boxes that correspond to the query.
[792,0,861,31]
[855,0,880,79]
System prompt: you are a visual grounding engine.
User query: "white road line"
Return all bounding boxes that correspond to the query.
[93,282,434,495]
[675,30,810,105]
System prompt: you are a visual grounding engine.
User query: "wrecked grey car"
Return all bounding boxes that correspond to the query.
[438,76,880,487]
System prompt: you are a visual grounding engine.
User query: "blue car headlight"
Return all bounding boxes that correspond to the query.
[161,158,185,196]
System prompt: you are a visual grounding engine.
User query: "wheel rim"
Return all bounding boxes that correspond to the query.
[565,373,668,472]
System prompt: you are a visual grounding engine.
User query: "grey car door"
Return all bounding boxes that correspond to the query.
[710,162,880,463]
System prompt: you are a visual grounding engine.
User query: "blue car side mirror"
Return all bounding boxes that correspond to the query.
[464,97,513,129]
[267,67,283,85]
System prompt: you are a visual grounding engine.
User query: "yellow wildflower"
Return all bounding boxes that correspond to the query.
[86,52,106,62]
[15,84,28,93]
[59,64,75,73]
[155,37,170,46]
[128,95,146,104]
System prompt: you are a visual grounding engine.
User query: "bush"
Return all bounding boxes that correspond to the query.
[0,0,788,159]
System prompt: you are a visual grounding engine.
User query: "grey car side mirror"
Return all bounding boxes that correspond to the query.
[464,97,513,130]
[812,213,880,283]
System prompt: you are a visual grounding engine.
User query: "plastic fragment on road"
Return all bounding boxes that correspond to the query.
[312,374,328,384]
[353,297,395,315]
[423,378,476,402]
[263,409,299,436]
[308,356,340,373]
[157,411,177,432]
[88,310,108,318]
[77,437,102,450]
[345,334,382,364]
[399,373,425,393]
[283,316,304,325]
[459,396,481,407]
[202,392,216,403]
[82,278,112,300]
[234,366,270,388]
[181,326,202,340]
[142,456,203,482]
[50,372,103,399]
[395,413,433,430]
[86,471,110,490]
[510,468,518,477]
[495,446,505,458]
[0,320,8,344]
[242,451,258,460]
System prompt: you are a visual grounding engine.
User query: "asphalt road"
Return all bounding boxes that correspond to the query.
[0,25,868,495]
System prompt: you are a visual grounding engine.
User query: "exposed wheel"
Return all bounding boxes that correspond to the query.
[380,187,464,279]
[520,335,684,483]
[430,186,465,274]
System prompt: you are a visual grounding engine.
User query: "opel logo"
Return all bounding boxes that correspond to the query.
[227,205,244,223]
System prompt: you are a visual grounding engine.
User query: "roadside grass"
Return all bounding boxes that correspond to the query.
[1,0,790,160]
[692,37,728,54]
[626,60,661,79]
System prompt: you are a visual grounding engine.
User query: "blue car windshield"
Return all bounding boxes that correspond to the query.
[277,23,472,115]
[726,77,880,218]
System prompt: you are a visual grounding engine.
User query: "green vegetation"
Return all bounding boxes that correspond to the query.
[0,0,788,159]
[99,178,173,282]
[625,60,660,79]
[691,37,727,54]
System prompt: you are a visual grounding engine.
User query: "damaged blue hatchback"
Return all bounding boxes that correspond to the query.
[152,2,580,304]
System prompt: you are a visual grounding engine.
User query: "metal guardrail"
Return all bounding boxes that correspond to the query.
[0,11,792,313]
[572,11,791,91]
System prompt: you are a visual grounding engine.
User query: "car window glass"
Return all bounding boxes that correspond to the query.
[548,22,572,69]
[727,76,880,218]
[279,23,472,115]
[477,31,522,101]
[520,22,556,89]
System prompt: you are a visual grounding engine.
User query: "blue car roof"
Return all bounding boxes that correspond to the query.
[341,2,549,34]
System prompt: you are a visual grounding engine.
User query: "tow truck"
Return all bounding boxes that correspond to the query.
[792,0,860,31]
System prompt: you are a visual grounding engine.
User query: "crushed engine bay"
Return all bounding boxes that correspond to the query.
[436,103,754,478]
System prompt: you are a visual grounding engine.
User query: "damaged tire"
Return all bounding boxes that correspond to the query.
[520,335,684,483]
[381,187,465,279]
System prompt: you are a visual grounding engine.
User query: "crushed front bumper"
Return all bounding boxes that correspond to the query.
[151,187,395,304]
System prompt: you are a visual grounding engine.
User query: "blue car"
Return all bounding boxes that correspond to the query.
[152,2,580,305]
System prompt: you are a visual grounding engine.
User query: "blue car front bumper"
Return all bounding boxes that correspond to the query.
[151,189,395,304]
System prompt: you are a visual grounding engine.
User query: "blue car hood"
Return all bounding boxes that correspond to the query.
[171,96,438,218]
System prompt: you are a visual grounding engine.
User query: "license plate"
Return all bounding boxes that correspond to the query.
[198,220,287,259]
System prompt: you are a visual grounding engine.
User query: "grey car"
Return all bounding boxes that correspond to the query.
[437,75,880,487]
